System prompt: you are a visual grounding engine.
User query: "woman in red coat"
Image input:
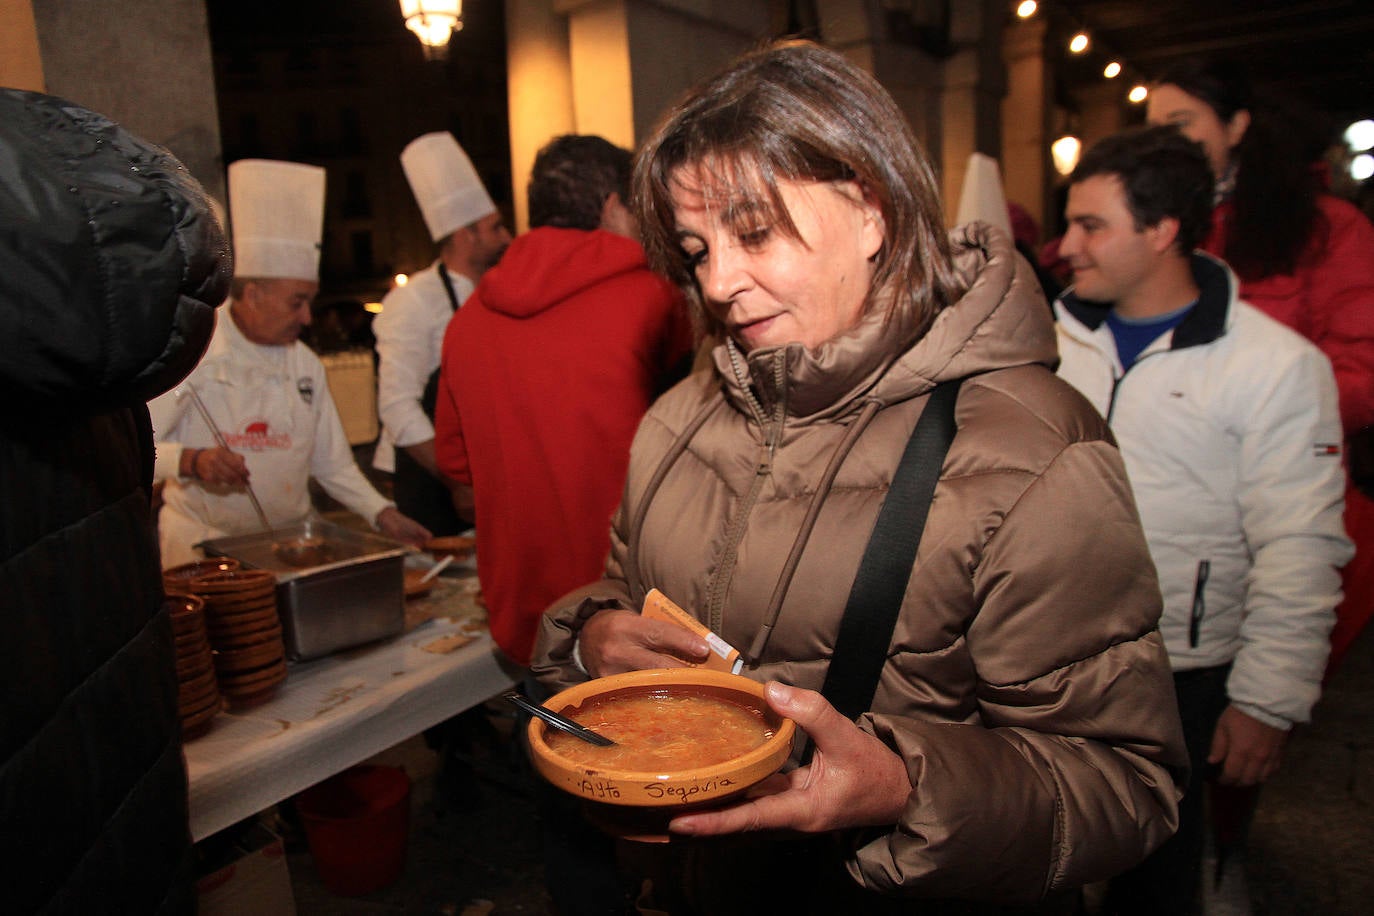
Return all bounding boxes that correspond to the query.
[1149,58,1374,675]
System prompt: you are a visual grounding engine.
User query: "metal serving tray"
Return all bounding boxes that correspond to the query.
[199,519,407,661]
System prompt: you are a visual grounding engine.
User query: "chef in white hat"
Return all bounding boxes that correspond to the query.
[151,159,431,567]
[372,132,510,535]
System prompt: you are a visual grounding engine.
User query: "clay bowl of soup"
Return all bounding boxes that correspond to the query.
[425,534,475,562]
[526,668,796,813]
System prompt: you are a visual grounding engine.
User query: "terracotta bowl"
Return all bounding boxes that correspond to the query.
[163,557,239,590]
[189,568,278,596]
[526,668,795,810]
[425,534,475,562]
[403,568,436,599]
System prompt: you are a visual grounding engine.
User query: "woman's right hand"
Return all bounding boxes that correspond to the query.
[577,608,710,677]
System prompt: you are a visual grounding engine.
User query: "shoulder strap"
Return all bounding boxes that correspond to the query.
[819,378,962,723]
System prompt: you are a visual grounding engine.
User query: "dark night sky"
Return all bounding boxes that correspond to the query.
[206,0,413,39]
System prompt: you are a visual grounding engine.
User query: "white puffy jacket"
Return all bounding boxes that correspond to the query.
[1054,253,1352,728]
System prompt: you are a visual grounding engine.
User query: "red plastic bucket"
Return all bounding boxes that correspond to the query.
[295,764,411,896]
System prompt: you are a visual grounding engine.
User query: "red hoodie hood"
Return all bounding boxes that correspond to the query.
[478,226,655,318]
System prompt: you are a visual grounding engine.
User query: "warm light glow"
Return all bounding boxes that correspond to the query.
[1103,61,1122,79]
[1128,85,1149,104]
[1069,33,1090,54]
[1353,153,1374,182]
[399,1,462,58]
[394,273,409,287]
[1016,1,1038,18]
[1345,119,1374,153]
[365,301,385,314]
[1052,135,1082,176]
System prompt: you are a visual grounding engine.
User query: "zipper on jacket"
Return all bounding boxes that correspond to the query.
[1104,350,1164,423]
[1188,559,1210,648]
[706,347,784,633]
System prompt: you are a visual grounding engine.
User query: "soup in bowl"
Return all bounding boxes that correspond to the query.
[526,668,796,809]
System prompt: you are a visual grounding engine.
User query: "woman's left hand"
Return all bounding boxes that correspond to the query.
[668,682,910,836]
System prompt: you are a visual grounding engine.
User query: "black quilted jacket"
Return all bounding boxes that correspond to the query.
[0,88,229,914]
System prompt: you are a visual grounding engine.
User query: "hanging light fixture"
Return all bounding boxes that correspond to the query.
[399,0,463,61]
[1069,32,1090,54]
[1052,135,1082,176]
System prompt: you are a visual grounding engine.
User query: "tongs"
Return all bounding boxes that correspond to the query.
[184,383,274,536]
[502,692,616,746]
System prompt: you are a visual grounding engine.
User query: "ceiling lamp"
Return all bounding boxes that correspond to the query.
[400,1,463,61]
[1069,32,1090,54]
[1345,119,1374,153]
[1353,153,1374,182]
[1016,1,1038,18]
[1052,135,1082,176]
[1103,61,1122,79]
[1128,85,1149,104]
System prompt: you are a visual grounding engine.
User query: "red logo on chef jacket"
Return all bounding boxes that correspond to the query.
[225,419,292,451]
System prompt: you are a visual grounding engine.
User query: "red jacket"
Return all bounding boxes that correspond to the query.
[434,227,692,665]
[1203,194,1374,432]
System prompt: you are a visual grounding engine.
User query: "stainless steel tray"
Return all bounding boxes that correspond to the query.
[199,519,407,661]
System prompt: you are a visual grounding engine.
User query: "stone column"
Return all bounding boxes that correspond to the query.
[1001,13,1051,234]
[0,0,44,91]
[504,0,770,230]
[506,0,575,232]
[25,0,225,202]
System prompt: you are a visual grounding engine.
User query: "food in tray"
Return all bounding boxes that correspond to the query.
[272,535,337,568]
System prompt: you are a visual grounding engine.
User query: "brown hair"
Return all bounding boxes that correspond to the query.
[634,40,963,342]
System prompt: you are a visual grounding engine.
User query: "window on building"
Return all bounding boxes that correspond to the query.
[339,108,363,154]
[351,230,375,276]
[343,171,371,219]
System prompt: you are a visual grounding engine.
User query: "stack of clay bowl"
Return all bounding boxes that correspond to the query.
[163,556,240,594]
[188,568,288,710]
[164,592,222,738]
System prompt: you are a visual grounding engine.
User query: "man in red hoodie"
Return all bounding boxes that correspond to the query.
[434,134,693,669]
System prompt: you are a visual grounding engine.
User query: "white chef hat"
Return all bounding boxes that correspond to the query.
[401,132,495,242]
[227,159,326,281]
[954,152,1014,240]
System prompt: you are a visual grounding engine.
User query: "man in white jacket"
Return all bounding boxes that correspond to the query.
[1053,126,1352,915]
[372,133,510,535]
[152,159,430,567]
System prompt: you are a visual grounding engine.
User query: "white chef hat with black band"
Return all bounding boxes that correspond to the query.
[401,132,495,242]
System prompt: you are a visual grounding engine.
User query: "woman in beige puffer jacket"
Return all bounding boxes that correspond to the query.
[531,41,1186,915]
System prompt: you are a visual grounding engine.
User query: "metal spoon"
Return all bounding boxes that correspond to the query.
[184,383,273,536]
[502,692,616,747]
[418,553,455,584]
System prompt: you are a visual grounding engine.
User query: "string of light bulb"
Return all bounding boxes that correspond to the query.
[1013,0,1156,175]
[1013,1,1150,107]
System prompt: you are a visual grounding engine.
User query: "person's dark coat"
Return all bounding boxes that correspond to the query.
[0,88,228,914]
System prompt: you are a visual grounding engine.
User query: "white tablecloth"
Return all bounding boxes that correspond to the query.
[183,576,518,841]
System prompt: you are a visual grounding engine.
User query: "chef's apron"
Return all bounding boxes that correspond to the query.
[159,351,320,567]
[392,263,466,536]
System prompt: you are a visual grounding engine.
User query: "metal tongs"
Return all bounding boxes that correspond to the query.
[502,692,616,746]
[184,383,274,536]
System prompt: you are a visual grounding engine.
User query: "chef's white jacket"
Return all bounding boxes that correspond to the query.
[371,260,474,472]
[150,307,393,567]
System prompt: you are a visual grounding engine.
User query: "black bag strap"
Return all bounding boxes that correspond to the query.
[818,379,962,723]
